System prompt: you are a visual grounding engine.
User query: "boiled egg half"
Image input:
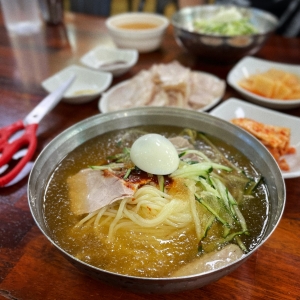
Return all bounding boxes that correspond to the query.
[130,133,179,175]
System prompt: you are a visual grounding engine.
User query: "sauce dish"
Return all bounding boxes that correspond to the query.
[42,65,112,104]
[80,46,138,77]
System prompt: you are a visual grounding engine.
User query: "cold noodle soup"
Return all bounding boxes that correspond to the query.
[43,125,269,278]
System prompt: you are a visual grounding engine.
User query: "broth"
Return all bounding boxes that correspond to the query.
[43,125,269,278]
[117,22,159,30]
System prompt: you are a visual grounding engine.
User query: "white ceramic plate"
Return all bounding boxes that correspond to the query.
[42,65,113,104]
[99,72,224,113]
[210,98,300,179]
[227,56,300,109]
[80,46,138,77]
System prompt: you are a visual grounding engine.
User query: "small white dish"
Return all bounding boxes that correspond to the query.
[227,56,300,109]
[42,65,113,104]
[80,46,138,77]
[210,98,300,179]
[99,72,224,114]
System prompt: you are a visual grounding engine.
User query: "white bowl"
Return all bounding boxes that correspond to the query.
[105,12,169,53]
[42,65,113,104]
[80,46,138,77]
[210,98,300,179]
[227,56,300,109]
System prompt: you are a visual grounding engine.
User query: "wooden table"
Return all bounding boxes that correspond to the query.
[0,11,299,300]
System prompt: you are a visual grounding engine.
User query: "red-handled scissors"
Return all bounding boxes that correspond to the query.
[0,75,76,187]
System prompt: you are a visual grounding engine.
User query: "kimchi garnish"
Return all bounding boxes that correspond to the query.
[232,117,296,171]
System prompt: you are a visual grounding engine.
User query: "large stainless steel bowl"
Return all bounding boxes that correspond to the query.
[172,5,278,63]
[28,107,285,294]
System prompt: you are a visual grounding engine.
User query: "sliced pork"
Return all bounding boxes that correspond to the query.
[105,61,225,112]
[188,72,226,109]
[107,70,155,111]
[171,244,243,277]
[151,60,191,103]
[169,136,193,150]
[67,169,138,215]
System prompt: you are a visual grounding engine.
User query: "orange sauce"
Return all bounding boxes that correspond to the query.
[117,22,158,30]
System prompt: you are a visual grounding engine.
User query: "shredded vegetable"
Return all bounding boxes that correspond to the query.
[193,7,258,36]
[88,129,263,253]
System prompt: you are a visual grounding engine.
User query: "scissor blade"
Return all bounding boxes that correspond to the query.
[23,75,76,126]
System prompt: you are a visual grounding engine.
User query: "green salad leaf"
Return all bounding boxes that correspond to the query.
[193,7,258,36]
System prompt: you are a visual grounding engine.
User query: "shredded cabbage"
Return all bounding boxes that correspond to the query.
[193,7,258,36]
